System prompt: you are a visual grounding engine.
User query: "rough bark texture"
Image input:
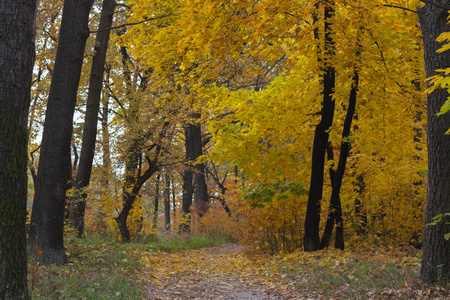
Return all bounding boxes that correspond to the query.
[0,1,36,298]
[304,0,336,252]
[418,2,450,285]
[70,0,116,237]
[28,0,94,265]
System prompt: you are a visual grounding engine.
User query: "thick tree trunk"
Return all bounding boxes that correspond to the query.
[28,0,94,265]
[192,116,209,217]
[165,174,171,231]
[418,2,450,284]
[304,0,336,252]
[70,0,116,238]
[0,1,36,298]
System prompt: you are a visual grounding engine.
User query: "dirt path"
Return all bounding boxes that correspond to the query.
[140,244,301,299]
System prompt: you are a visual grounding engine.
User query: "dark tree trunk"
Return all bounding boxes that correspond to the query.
[70,0,116,238]
[165,174,171,231]
[205,165,232,217]
[192,115,209,217]
[28,0,94,265]
[304,0,336,252]
[180,125,195,233]
[320,70,359,250]
[172,178,177,216]
[0,1,36,298]
[153,174,160,229]
[418,2,450,284]
[101,96,112,184]
[115,149,159,242]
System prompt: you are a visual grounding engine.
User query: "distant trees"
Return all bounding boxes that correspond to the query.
[0,0,37,298]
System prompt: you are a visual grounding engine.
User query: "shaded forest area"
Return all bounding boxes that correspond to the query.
[1,0,450,298]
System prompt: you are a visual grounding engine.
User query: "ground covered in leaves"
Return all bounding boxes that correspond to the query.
[140,243,449,299]
[30,237,450,299]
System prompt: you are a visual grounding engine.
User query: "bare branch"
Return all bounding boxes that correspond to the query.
[90,14,172,33]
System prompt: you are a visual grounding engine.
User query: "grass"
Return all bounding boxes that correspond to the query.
[28,233,229,299]
[28,235,450,299]
[139,233,229,252]
[268,247,449,299]
[29,237,147,299]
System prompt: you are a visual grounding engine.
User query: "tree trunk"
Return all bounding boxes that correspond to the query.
[320,70,359,250]
[70,0,116,238]
[165,174,171,231]
[116,152,158,242]
[153,174,160,229]
[180,125,195,233]
[28,0,94,265]
[304,0,336,252]
[172,177,177,216]
[192,116,209,217]
[0,1,36,298]
[418,2,450,284]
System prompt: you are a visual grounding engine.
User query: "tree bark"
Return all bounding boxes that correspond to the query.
[418,2,450,284]
[116,152,159,242]
[28,0,94,265]
[320,70,359,250]
[0,1,37,298]
[70,0,116,238]
[192,115,209,217]
[180,125,195,233]
[153,173,160,229]
[164,174,171,231]
[304,0,336,252]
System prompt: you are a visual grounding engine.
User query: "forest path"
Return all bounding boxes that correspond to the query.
[140,244,301,299]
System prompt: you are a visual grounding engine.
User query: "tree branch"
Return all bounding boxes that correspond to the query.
[90,14,172,33]
[382,4,417,14]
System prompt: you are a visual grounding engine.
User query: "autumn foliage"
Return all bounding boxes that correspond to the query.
[28,0,431,255]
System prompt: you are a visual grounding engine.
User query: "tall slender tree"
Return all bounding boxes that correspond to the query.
[304,0,336,252]
[164,173,171,231]
[28,0,94,264]
[70,0,116,238]
[0,1,37,297]
[418,1,450,284]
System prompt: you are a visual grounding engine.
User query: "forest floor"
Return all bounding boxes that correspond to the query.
[140,243,450,299]
[30,237,450,299]
[141,244,295,299]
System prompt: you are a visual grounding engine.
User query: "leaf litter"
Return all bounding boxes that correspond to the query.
[139,244,450,299]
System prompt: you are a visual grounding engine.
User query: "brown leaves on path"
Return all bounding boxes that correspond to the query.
[140,244,300,299]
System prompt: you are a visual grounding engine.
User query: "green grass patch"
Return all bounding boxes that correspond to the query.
[140,233,229,252]
[29,236,147,299]
[28,234,230,299]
